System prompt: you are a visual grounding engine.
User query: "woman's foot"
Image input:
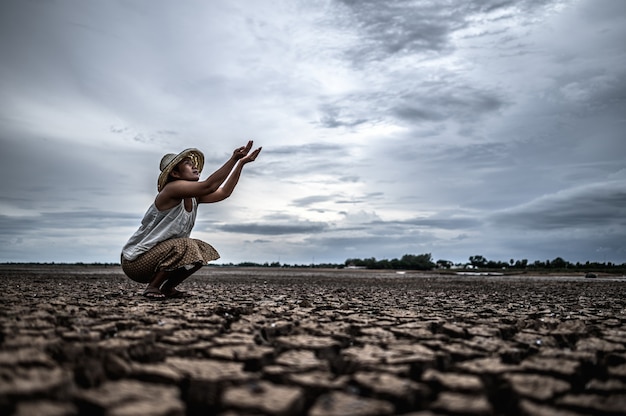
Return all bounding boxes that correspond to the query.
[142,287,166,300]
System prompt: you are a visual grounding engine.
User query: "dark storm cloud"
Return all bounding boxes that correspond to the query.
[0,195,37,210]
[0,211,139,235]
[330,215,482,238]
[292,192,384,208]
[317,104,369,128]
[392,85,507,124]
[336,0,465,60]
[214,212,476,244]
[267,142,346,155]
[335,0,558,62]
[492,181,626,230]
[303,230,439,262]
[217,221,328,235]
[563,71,626,116]
[336,192,384,205]
[259,142,355,180]
[338,176,361,183]
[291,195,334,207]
[394,216,482,230]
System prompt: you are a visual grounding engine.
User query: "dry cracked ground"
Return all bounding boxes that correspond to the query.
[1,265,626,416]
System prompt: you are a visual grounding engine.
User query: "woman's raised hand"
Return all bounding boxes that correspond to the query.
[241,146,262,164]
[233,140,254,160]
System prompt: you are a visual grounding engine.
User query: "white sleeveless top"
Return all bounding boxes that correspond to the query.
[122,199,198,261]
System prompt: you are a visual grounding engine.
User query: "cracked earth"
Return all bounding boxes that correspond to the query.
[1,265,625,415]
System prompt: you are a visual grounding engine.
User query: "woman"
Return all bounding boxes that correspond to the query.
[121,140,262,299]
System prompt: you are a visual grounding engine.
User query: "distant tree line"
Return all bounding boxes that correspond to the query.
[459,255,626,272]
[4,255,625,273]
[217,253,626,273]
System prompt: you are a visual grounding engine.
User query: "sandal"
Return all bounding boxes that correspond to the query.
[142,288,166,300]
[160,280,190,299]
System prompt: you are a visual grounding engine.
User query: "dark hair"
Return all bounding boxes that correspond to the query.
[165,164,182,185]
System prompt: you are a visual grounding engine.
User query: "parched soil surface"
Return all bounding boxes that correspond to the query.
[1,265,626,416]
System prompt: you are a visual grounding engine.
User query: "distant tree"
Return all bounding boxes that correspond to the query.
[390,258,402,269]
[237,261,261,267]
[486,260,497,268]
[377,259,392,269]
[400,253,435,270]
[345,258,365,267]
[469,255,487,268]
[512,259,528,269]
[436,259,453,269]
[364,257,378,269]
[551,257,568,269]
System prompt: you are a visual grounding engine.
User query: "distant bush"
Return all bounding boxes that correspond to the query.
[345,253,435,270]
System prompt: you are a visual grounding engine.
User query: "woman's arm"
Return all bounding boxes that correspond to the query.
[204,141,254,191]
[198,146,262,204]
[155,141,255,209]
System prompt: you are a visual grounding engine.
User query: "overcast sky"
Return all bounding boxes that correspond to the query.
[1,0,625,266]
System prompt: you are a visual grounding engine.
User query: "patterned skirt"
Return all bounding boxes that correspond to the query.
[121,237,220,283]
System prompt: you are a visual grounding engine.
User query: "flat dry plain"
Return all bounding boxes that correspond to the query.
[1,265,626,416]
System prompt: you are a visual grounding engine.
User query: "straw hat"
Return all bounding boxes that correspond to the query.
[157,148,204,191]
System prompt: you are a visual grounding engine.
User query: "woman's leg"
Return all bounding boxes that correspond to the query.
[159,263,202,297]
[124,238,218,298]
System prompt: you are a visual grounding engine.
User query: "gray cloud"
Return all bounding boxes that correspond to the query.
[335,0,559,63]
[492,181,626,230]
[291,195,334,207]
[0,211,139,235]
[392,85,507,124]
[267,142,347,155]
[392,216,482,230]
[317,104,369,128]
[336,0,465,61]
[217,222,328,235]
